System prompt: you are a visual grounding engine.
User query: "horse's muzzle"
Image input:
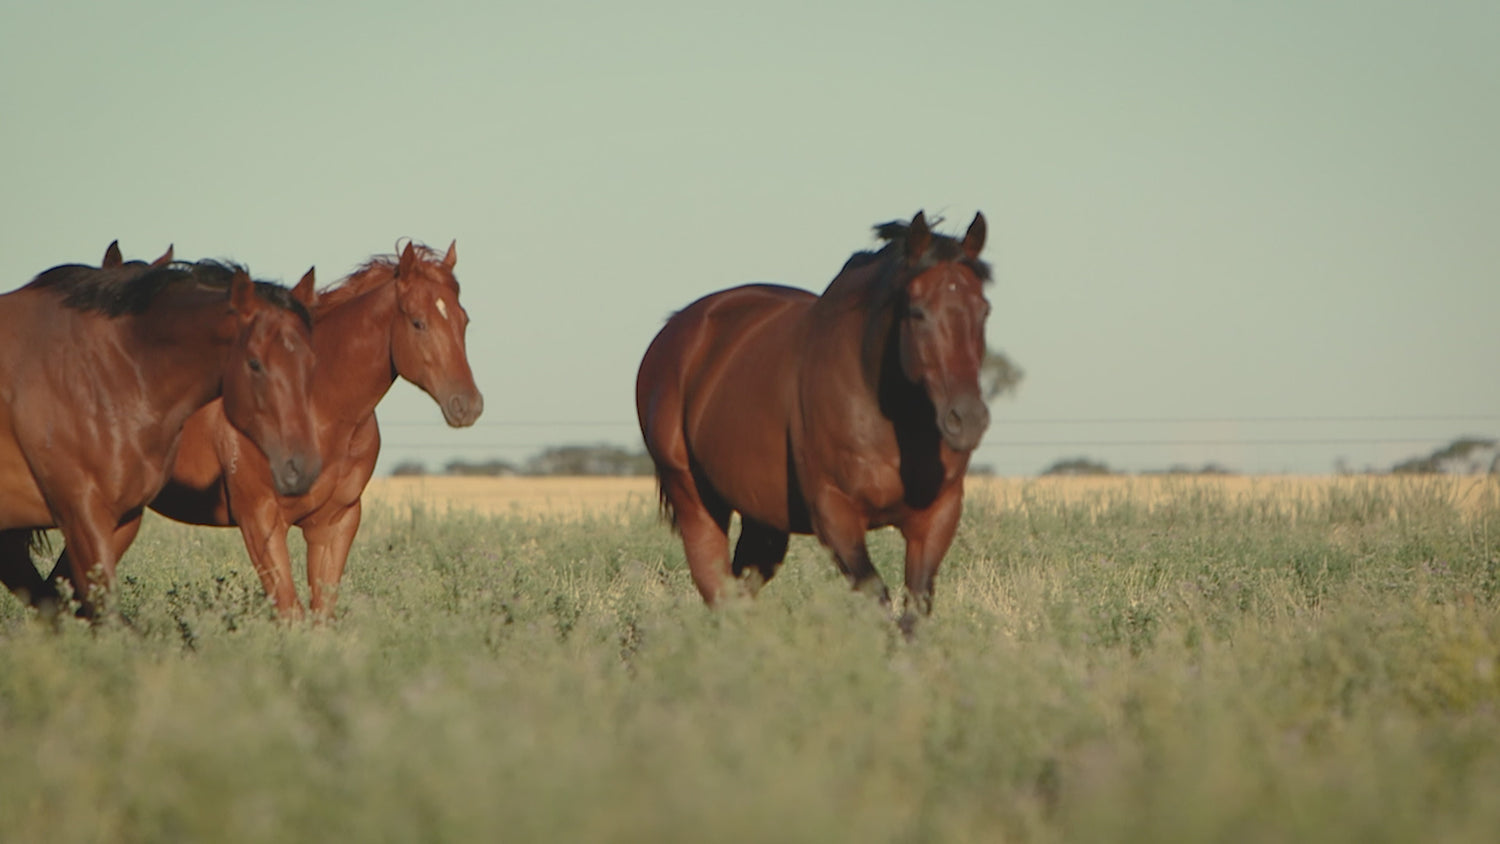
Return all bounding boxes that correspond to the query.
[442,389,485,428]
[939,393,990,452]
[272,451,321,497]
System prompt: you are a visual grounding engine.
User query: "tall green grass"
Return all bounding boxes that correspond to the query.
[2,479,1497,842]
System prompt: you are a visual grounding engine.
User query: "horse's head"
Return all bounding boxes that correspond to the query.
[388,240,484,427]
[892,211,992,453]
[221,267,323,496]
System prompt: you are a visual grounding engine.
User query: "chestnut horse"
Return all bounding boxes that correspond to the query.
[0,254,322,616]
[636,212,992,632]
[53,241,482,620]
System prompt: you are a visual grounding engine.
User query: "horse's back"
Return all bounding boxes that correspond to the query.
[637,284,815,531]
[637,284,813,408]
[0,286,62,372]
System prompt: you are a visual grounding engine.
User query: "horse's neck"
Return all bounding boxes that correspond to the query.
[312,278,400,424]
[129,294,236,424]
[809,258,938,437]
[810,260,898,397]
[799,262,896,428]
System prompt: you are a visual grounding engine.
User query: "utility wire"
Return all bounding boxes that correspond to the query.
[378,413,1500,429]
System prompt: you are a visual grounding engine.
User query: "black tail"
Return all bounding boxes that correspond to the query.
[653,466,680,533]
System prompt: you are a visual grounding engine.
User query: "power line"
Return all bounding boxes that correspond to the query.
[376,414,1500,429]
[990,415,1500,425]
[979,438,1485,448]
[380,421,634,428]
[379,437,1488,451]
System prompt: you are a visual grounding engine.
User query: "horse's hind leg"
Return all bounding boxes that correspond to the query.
[640,384,734,603]
[732,517,789,596]
[660,467,734,605]
[48,504,143,619]
[0,529,58,611]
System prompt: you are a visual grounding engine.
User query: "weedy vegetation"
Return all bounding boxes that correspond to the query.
[1,477,1497,842]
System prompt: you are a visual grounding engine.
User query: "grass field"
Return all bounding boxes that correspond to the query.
[2,476,1498,842]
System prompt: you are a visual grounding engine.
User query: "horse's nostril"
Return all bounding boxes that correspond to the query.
[275,453,320,495]
[945,408,964,434]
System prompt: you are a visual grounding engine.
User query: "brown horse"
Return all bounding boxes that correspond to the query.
[0,253,322,616]
[53,241,483,620]
[636,211,992,632]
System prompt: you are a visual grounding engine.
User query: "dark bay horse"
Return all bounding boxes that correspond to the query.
[636,212,992,632]
[0,254,322,615]
[54,241,482,620]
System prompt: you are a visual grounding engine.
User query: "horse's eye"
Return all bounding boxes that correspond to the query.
[248,357,264,374]
[412,318,427,331]
[909,307,928,322]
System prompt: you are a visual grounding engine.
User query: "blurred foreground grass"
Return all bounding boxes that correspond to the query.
[1,477,1498,842]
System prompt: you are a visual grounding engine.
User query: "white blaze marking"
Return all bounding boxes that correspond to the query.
[226,430,240,476]
[436,299,449,321]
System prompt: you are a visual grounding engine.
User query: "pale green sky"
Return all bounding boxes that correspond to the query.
[3,1,1496,474]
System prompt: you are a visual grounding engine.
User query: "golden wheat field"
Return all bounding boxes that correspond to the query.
[365,475,660,519]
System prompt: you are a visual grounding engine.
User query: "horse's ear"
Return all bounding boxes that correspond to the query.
[397,241,419,281]
[292,266,317,309]
[150,244,174,268]
[905,211,931,264]
[442,240,457,270]
[962,212,987,260]
[230,268,257,315]
[102,241,123,269]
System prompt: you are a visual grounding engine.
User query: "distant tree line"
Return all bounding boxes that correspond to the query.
[1038,458,1234,477]
[981,348,1023,401]
[391,444,654,478]
[1388,437,1498,475]
[1039,436,1499,478]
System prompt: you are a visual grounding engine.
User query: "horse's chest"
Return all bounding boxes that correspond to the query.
[834,451,905,514]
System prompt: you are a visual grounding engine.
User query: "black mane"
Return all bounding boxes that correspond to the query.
[27,259,312,327]
[861,217,992,283]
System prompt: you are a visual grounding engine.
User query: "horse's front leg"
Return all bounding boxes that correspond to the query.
[897,486,964,637]
[232,494,304,621]
[810,486,891,606]
[302,499,362,622]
